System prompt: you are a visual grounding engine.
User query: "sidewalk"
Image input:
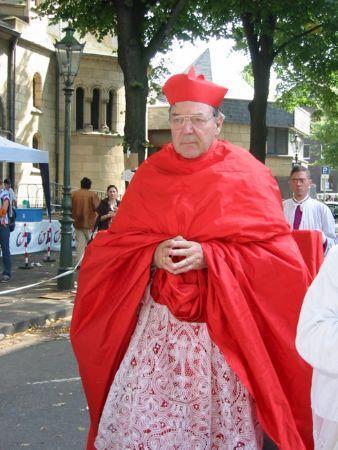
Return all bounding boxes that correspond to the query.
[0,251,77,336]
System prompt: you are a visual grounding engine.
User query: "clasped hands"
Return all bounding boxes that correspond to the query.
[153,235,207,275]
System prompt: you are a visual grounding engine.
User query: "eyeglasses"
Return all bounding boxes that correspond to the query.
[289,178,308,184]
[169,114,214,129]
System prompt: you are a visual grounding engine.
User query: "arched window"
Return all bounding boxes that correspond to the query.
[106,90,114,131]
[91,88,100,131]
[33,73,42,109]
[76,87,84,130]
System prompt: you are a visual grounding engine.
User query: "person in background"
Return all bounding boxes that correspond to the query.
[0,186,11,282]
[71,177,100,264]
[4,179,17,231]
[72,68,313,450]
[95,185,120,231]
[4,179,17,209]
[283,165,336,255]
[296,245,338,450]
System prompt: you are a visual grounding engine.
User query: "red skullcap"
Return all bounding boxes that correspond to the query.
[163,66,228,108]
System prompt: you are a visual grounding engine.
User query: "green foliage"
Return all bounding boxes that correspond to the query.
[38,0,207,57]
[311,118,338,168]
[198,0,337,163]
[241,63,254,87]
[147,60,170,104]
[38,1,118,40]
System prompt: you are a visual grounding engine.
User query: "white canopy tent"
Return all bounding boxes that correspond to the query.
[0,136,51,217]
[0,136,49,163]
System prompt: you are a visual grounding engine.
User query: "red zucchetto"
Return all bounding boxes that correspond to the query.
[163,66,228,108]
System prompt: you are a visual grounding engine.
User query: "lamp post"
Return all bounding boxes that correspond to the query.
[55,26,85,290]
[290,132,301,166]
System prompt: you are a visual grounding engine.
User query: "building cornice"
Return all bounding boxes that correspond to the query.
[0,20,21,39]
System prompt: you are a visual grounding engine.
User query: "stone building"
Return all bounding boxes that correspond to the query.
[0,0,125,206]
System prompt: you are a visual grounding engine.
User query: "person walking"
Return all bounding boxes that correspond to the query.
[71,177,99,264]
[0,186,11,282]
[72,68,313,450]
[4,179,17,231]
[283,165,336,255]
[3,179,17,209]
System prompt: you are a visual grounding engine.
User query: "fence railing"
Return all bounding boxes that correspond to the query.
[17,182,107,213]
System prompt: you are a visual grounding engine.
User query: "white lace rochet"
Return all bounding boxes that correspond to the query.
[95,289,263,450]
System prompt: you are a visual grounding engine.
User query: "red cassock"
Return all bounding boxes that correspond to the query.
[71,140,314,450]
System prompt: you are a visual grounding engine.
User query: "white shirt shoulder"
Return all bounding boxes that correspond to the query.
[296,246,338,420]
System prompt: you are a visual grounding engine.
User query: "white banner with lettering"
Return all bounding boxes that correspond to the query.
[9,220,76,255]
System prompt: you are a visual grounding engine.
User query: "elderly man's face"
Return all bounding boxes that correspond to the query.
[170,101,223,159]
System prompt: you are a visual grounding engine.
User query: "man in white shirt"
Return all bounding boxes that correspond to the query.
[296,245,338,450]
[283,165,336,255]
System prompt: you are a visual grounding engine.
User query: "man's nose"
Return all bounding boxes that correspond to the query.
[181,117,194,132]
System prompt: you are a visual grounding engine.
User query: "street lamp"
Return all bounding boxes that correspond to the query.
[55,25,85,290]
[290,132,301,166]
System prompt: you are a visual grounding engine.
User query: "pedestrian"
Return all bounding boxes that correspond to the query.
[3,179,17,208]
[0,186,11,282]
[4,178,17,232]
[283,165,336,255]
[94,185,120,231]
[71,177,99,264]
[296,245,338,450]
[71,68,313,450]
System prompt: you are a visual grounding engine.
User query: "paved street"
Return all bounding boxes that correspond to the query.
[0,251,77,336]
[0,320,88,450]
[0,318,279,450]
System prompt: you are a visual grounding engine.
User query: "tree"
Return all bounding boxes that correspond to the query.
[201,0,337,163]
[38,0,205,164]
[275,38,337,169]
[311,118,338,169]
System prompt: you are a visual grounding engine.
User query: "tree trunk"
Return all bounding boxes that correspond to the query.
[248,59,272,164]
[241,13,276,165]
[122,62,149,166]
[115,1,149,166]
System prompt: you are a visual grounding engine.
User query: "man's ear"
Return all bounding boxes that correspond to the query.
[215,116,223,136]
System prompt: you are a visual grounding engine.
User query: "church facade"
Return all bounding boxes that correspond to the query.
[0,0,126,206]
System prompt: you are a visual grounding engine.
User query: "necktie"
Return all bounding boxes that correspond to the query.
[293,205,302,230]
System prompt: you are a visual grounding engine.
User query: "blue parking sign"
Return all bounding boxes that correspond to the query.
[321,166,330,175]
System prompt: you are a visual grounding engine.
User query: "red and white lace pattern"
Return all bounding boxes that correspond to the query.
[95,290,263,450]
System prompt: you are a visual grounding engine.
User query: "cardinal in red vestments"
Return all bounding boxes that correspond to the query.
[71,67,314,450]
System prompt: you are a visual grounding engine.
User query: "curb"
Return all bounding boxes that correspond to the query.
[0,305,74,336]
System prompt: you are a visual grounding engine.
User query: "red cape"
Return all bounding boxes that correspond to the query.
[71,141,314,449]
[292,230,324,278]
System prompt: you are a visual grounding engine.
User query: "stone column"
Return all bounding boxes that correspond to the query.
[100,97,109,133]
[83,96,93,132]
